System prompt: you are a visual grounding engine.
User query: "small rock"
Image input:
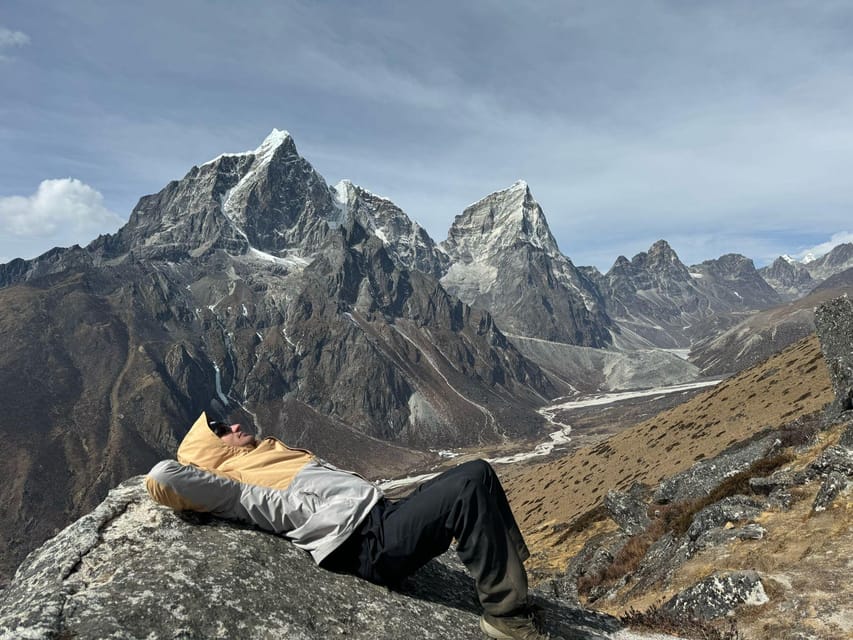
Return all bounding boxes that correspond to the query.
[749,471,795,494]
[839,420,853,449]
[663,570,769,620]
[812,471,849,513]
[808,445,853,478]
[695,523,766,549]
[604,483,651,536]
[686,496,763,541]
[767,487,794,510]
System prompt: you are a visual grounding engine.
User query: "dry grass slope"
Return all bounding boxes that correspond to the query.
[505,334,833,576]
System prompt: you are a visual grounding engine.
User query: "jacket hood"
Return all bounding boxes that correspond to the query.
[177,412,252,469]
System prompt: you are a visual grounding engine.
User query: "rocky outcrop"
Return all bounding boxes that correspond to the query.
[653,434,779,504]
[565,405,849,615]
[604,484,651,536]
[815,294,853,417]
[0,478,625,640]
[662,571,768,620]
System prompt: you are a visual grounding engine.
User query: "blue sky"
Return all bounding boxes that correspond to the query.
[2,1,852,270]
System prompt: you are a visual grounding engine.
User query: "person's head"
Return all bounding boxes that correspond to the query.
[208,420,256,448]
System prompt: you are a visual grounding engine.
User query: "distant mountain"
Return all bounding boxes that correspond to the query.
[440,181,611,347]
[690,265,853,375]
[758,256,815,301]
[688,253,781,309]
[805,242,853,281]
[590,241,780,349]
[759,243,853,300]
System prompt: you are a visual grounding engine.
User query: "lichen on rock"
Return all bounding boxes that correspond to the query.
[0,477,624,640]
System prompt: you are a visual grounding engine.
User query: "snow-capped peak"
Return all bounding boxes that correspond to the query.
[255,128,291,155]
[781,254,798,264]
[202,128,293,167]
[445,180,560,261]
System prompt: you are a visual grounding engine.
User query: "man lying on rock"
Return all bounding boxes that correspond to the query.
[146,412,555,640]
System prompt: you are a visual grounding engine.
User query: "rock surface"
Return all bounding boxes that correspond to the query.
[685,496,763,541]
[662,571,768,620]
[440,181,611,347]
[815,294,853,416]
[811,471,849,513]
[653,434,779,504]
[0,477,630,640]
[605,484,651,536]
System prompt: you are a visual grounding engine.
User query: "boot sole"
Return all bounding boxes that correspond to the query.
[479,616,515,639]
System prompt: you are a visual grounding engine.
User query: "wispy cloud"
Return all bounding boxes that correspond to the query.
[0,26,30,61]
[0,178,123,238]
[793,231,853,262]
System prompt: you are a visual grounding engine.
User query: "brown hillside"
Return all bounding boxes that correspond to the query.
[504,334,833,574]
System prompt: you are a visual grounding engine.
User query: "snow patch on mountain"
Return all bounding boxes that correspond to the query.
[202,128,292,167]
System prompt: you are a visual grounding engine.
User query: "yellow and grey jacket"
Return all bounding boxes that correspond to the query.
[145,412,383,564]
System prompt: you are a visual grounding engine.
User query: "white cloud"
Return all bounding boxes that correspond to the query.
[0,26,30,60]
[793,231,853,263]
[0,178,123,238]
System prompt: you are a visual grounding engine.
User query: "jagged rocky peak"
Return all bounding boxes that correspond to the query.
[759,256,814,300]
[439,181,611,347]
[441,180,561,263]
[634,240,692,279]
[690,253,781,309]
[764,256,813,285]
[604,240,694,292]
[103,129,339,261]
[332,180,448,279]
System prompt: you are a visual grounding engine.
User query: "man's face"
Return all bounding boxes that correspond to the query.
[219,423,256,448]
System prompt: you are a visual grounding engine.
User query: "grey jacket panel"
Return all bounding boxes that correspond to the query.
[147,459,382,563]
[284,460,383,562]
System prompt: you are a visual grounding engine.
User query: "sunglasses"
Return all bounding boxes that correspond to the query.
[208,420,234,437]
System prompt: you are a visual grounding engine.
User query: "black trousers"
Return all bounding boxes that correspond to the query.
[322,459,530,615]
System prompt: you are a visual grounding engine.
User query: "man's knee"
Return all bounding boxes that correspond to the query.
[457,459,497,484]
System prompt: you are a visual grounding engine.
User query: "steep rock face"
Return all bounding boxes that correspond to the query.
[0,477,627,640]
[688,253,781,310]
[814,294,853,416]
[598,241,706,348]
[759,256,814,301]
[333,180,449,279]
[440,181,611,347]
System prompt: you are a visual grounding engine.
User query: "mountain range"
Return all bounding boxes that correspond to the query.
[2,128,852,586]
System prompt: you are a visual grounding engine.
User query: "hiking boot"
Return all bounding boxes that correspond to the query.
[479,610,552,640]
